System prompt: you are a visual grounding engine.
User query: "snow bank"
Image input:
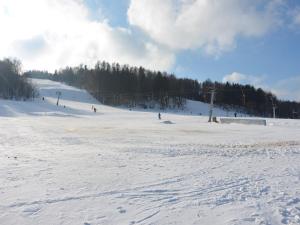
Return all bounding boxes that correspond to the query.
[220,117,267,126]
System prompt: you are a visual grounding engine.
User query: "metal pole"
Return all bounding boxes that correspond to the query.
[240,87,246,106]
[272,106,276,119]
[56,91,61,106]
[208,89,215,122]
[270,97,276,119]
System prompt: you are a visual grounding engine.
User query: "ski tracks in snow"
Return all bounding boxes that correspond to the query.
[1,79,300,225]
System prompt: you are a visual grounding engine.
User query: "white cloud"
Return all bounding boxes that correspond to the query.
[0,0,175,72]
[272,76,300,101]
[128,0,281,56]
[223,72,300,102]
[222,72,265,86]
[293,9,300,25]
[223,72,246,83]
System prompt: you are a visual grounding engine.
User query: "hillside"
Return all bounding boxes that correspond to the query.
[0,79,240,118]
[25,62,300,119]
[0,79,300,225]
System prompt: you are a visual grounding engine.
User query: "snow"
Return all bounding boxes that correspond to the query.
[0,79,300,225]
[184,99,241,117]
[119,98,244,117]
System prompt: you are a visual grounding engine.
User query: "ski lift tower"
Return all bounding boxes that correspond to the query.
[270,97,276,119]
[240,87,246,106]
[208,85,216,122]
[56,91,62,106]
[292,110,298,119]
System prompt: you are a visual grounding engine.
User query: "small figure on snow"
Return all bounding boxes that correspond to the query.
[212,116,218,123]
[94,107,97,113]
[158,112,161,120]
[234,112,237,117]
[42,97,45,101]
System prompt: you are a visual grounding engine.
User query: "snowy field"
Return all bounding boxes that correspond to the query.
[0,79,300,225]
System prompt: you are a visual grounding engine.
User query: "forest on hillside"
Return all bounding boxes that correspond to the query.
[0,59,36,100]
[25,62,300,119]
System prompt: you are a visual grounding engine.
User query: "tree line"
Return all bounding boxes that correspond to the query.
[200,80,300,118]
[26,62,201,109]
[0,58,36,100]
[24,61,300,119]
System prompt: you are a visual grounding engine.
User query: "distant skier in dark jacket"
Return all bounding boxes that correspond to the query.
[158,112,161,120]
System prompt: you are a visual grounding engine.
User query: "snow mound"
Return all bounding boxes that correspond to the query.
[161,120,175,124]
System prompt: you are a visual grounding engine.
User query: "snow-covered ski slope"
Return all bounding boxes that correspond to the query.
[0,79,300,225]
[0,79,234,117]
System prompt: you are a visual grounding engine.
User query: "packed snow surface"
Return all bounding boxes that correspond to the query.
[0,79,300,225]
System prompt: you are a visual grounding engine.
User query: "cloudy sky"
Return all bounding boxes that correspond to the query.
[1,0,300,101]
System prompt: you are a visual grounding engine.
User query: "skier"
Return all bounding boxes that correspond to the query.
[234,112,237,117]
[94,107,97,113]
[158,112,161,120]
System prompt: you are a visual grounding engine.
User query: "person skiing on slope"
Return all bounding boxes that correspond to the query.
[158,112,161,120]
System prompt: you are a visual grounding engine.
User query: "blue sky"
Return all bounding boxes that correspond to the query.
[1,0,300,100]
[86,0,129,27]
[86,0,300,80]
[84,0,300,101]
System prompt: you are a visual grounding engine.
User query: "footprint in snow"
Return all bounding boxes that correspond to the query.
[23,206,41,216]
